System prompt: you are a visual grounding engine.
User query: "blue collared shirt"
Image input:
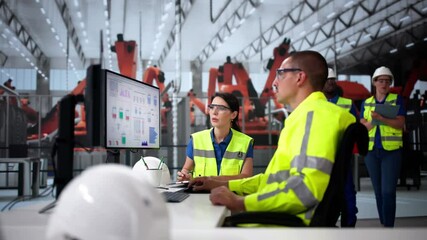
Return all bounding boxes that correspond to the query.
[186,129,254,175]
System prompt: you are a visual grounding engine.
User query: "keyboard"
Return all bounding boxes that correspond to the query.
[161,191,190,203]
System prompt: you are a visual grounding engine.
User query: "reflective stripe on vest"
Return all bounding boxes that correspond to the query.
[363,94,402,151]
[192,128,253,177]
[336,97,352,111]
[258,111,323,211]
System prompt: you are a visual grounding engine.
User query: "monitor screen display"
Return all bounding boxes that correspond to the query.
[105,70,160,149]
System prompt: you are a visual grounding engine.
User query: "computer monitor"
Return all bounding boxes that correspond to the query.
[104,70,160,149]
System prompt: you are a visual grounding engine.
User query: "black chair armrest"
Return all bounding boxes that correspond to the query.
[222,211,305,227]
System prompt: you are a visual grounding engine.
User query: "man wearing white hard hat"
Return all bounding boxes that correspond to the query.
[322,67,358,227]
[360,66,406,227]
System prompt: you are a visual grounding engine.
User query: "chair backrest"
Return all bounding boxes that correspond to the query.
[309,122,368,227]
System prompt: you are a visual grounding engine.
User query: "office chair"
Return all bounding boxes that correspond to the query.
[222,122,369,227]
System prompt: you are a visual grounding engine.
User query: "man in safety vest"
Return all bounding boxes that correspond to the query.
[323,68,358,227]
[188,51,355,226]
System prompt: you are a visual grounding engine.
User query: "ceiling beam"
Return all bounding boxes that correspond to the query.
[0,0,48,66]
[54,0,86,67]
[158,0,195,67]
[233,0,331,63]
[193,0,263,67]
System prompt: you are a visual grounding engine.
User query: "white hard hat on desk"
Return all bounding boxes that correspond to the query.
[133,156,171,186]
[45,164,170,240]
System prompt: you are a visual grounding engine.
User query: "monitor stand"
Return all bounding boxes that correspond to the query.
[39,94,84,214]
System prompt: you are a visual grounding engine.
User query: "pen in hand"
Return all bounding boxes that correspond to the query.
[177,170,193,181]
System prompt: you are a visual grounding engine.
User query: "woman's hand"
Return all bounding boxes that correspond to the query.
[177,170,192,181]
[360,118,374,131]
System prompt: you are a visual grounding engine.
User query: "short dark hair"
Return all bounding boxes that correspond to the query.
[288,50,328,91]
[211,92,241,131]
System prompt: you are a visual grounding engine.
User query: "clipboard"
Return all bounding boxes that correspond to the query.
[372,104,399,125]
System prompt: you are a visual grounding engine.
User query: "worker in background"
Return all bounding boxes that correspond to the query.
[323,68,358,116]
[188,51,355,226]
[177,92,254,181]
[323,68,358,227]
[160,92,172,128]
[360,66,405,227]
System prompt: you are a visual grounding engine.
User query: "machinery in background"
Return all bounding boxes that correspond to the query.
[188,38,292,146]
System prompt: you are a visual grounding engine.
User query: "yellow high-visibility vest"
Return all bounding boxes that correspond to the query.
[229,92,355,225]
[192,128,253,177]
[363,93,403,151]
[336,97,352,111]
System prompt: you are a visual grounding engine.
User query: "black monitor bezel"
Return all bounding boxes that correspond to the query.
[104,69,161,150]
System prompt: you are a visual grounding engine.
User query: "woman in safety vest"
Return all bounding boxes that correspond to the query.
[177,92,254,181]
[360,66,406,227]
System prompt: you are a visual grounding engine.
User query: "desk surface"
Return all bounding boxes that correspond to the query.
[1,195,427,240]
[0,192,228,240]
[166,193,229,229]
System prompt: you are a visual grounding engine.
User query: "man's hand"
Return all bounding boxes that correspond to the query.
[209,186,245,212]
[188,177,227,191]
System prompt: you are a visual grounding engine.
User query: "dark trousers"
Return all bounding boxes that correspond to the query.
[364,148,402,227]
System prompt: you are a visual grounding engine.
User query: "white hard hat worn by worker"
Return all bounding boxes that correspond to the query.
[46,164,170,240]
[328,68,336,79]
[372,66,394,85]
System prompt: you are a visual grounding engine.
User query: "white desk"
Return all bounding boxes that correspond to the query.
[0,157,40,197]
[166,194,229,229]
[1,194,427,240]
[0,192,228,239]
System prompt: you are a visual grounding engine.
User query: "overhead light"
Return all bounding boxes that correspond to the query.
[164,2,173,12]
[248,7,256,15]
[389,48,398,54]
[344,1,354,8]
[46,18,51,25]
[405,42,414,48]
[161,13,169,22]
[299,31,306,36]
[51,27,56,33]
[74,0,79,7]
[399,16,410,22]
[40,8,46,15]
[77,11,82,18]
[423,7,427,12]
[312,22,320,28]
[349,41,356,46]
[83,30,87,36]
[80,22,85,28]
[158,23,165,31]
[363,33,371,39]
[104,10,108,18]
[327,12,336,19]
[380,25,389,31]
